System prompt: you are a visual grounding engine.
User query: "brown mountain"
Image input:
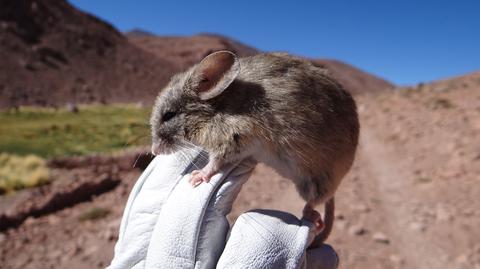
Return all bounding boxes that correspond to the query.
[312,59,393,95]
[0,0,392,109]
[127,33,259,70]
[129,33,393,95]
[0,0,175,108]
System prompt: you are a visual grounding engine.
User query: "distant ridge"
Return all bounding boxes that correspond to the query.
[129,33,393,95]
[125,28,155,38]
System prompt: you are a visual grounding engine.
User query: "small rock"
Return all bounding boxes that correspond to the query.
[353,204,370,213]
[409,221,426,232]
[456,254,468,264]
[389,254,404,264]
[357,104,366,113]
[68,243,82,257]
[462,208,474,217]
[84,245,99,256]
[20,234,30,244]
[336,220,348,231]
[101,229,117,241]
[373,232,390,244]
[436,206,451,221]
[349,225,367,236]
[66,103,79,113]
[48,215,61,225]
[24,216,36,226]
[108,218,122,229]
[48,249,63,260]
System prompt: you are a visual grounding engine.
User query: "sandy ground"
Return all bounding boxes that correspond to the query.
[1,72,480,268]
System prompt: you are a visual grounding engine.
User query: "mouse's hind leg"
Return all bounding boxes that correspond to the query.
[308,197,335,248]
[294,173,336,246]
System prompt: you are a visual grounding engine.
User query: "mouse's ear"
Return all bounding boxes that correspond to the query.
[189,51,240,100]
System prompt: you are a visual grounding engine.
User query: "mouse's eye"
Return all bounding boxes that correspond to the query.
[162,111,177,122]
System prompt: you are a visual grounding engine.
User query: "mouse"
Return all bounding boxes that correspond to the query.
[150,51,359,246]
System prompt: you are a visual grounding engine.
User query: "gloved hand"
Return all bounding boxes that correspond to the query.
[107,147,338,269]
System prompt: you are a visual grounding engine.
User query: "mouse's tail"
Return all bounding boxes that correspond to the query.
[309,197,335,248]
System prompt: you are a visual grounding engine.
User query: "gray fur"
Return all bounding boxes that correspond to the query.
[151,51,359,206]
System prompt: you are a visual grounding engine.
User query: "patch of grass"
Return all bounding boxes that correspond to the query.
[0,153,50,194]
[0,104,151,158]
[78,207,111,222]
[416,176,432,184]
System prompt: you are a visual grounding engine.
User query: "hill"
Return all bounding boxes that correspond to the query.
[0,0,176,108]
[129,33,393,95]
[312,59,393,95]
[127,33,259,70]
[0,0,394,110]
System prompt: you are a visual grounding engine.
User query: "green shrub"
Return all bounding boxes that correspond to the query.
[78,207,111,221]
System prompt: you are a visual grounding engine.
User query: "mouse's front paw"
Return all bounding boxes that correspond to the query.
[189,170,211,187]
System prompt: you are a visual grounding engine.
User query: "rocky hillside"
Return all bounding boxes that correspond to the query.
[126,32,259,69]
[0,0,393,109]
[0,0,175,108]
[312,59,393,95]
[129,33,393,95]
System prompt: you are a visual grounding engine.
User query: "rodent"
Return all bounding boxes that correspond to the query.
[150,51,359,246]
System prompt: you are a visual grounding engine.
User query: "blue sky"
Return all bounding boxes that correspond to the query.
[70,0,480,86]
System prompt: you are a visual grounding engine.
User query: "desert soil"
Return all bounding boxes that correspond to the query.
[1,72,480,268]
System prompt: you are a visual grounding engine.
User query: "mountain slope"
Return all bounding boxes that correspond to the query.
[127,33,258,70]
[0,0,175,108]
[312,59,393,94]
[129,33,393,95]
[0,0,392,109]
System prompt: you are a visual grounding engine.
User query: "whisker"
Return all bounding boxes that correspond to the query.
[177,146,205,171]
[132,154,142,168]
[180,141,210,162]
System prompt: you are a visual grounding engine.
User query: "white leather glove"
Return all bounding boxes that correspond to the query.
[107,147,338,269]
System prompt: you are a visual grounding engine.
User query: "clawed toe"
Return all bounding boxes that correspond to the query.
[191,170,201,176]
[189,170,209,187]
